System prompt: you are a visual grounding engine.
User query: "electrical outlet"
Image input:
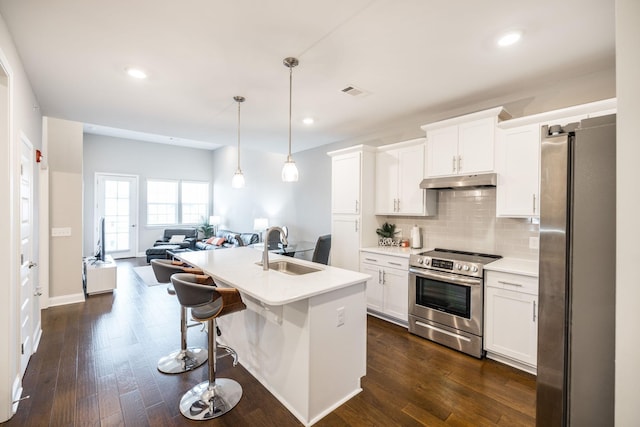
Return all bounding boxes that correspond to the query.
[529,237,539,249]
[336,307,345,327]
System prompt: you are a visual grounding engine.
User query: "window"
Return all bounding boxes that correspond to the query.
[181,181,209,224]
[147,180,178,225]
[146,179,209,226]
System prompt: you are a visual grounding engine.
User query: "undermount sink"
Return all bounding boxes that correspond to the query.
[257,260,321,275]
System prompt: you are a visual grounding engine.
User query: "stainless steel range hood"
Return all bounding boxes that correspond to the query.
[419,173,497,190]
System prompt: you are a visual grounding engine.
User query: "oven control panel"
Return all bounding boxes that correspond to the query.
[410,255,484,278]
[432,258,453,270]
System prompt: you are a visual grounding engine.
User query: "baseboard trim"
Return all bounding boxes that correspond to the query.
[11,374,22,415]
[48,293,85,307]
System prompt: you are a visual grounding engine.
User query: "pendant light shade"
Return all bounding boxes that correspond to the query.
[282,57,299,182]
[232,95,246,188]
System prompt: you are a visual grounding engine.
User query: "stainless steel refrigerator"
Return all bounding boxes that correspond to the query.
[537,114,615,426]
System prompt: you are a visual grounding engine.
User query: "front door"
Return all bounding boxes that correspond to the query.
[95,174,138,259]
[19,134,36,377]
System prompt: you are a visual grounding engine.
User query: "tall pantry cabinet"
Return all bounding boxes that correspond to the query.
[327,145,377,271]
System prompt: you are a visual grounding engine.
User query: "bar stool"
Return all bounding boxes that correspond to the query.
[150,259,208,374]
[171,273,246,420]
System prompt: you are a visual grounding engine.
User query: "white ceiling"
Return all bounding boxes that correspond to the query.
[0,0,615,153]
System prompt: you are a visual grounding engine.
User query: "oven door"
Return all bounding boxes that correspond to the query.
[409,267,483,336]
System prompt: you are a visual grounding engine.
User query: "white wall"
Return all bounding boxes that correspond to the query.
[615,0,640,424]
[45,117,83,302]
[0,11,42,424]
[83,134,216,254]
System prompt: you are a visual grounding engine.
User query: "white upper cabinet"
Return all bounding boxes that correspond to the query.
[375,139,436,216]
[496,124,541,217]
[331,150,361,214]
[495,98,617,218]
[422,107,511,178]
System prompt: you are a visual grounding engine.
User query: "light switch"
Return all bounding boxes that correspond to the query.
[51,227,72,237]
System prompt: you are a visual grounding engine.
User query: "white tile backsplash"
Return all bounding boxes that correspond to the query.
[382,188,539,260]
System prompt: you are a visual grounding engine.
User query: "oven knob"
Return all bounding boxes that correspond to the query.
[456,263,461,270]
[471,266,478,273]
[425,259,430,266]
[462,265,470,271]
[418,258,424,264]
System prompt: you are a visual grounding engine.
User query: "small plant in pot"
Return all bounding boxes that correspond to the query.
[376,222,396,246]
[198,216,214,239]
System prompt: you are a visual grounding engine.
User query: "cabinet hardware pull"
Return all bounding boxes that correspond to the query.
[355,200,359,213]
[364,258,378,262]
[452,155,456,173]
[458,155,462,172]
[388,262,402,266]
[533,194,536,214]
[533,301,537,322]
[378,269,382,284]
[397,199,400,212]
[355,219,358,232]
[498,280,523,287]
[393,198,397,212]
[382,270,386,284]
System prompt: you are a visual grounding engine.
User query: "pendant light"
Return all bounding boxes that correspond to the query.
[231,95,246,188]
[281,57,299,182]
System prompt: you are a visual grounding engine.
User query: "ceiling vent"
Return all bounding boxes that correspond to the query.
[341,85,368,97]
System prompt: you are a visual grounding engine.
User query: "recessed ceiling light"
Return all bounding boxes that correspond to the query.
[497,31,522,47]
[303,117,314,125]
[126,67,147,79]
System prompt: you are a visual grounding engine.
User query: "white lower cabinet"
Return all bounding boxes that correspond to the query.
[484,270,538,374]
[360,251,409,325]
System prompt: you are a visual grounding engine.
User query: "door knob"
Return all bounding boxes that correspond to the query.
[28,261,37,269]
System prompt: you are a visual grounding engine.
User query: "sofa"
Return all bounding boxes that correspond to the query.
[154,228,198,249]
[195,229,260,250]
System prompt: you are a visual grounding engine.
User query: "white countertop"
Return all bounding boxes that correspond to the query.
[484,258,539,277]
[360,246,428,258]
[178,247,370,306]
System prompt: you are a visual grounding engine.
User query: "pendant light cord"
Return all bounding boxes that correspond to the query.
[237,99,241,170]
[288,64,293,161]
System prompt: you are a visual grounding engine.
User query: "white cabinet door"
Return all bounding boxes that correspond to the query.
[458,117,495,174]
[496,124,540,217]
[485,286,538,367]
[426,126,458,177]
[360,262,383,312]
[332,152,361,214]
[382,267,409,322]
[396,144,425,215]
[374,149,398,214]
[330,215,360,271]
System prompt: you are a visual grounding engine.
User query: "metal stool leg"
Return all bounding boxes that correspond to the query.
[157,306,207,374]
[179,317,242,420]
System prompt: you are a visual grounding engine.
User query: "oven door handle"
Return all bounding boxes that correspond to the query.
[409,268,482,287]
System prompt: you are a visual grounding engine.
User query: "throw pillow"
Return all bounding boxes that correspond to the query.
[205,236,216,244]
[212,237,226,246]
[168,234,186,243]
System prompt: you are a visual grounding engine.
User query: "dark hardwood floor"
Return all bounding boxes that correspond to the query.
[2,257,535,426]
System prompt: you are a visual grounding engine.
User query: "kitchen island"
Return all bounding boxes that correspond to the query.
[178,247,370,427]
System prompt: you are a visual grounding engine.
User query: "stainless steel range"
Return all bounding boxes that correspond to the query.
[408,248,501,358]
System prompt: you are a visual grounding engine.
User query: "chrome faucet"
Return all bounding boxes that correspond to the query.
[262,226,288,270]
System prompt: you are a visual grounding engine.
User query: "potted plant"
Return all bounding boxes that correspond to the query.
[198,216,214,239]
[376,222,396,246]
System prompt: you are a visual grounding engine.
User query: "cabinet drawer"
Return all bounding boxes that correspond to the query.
[360,252,409,270]
[485,270,538,295]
